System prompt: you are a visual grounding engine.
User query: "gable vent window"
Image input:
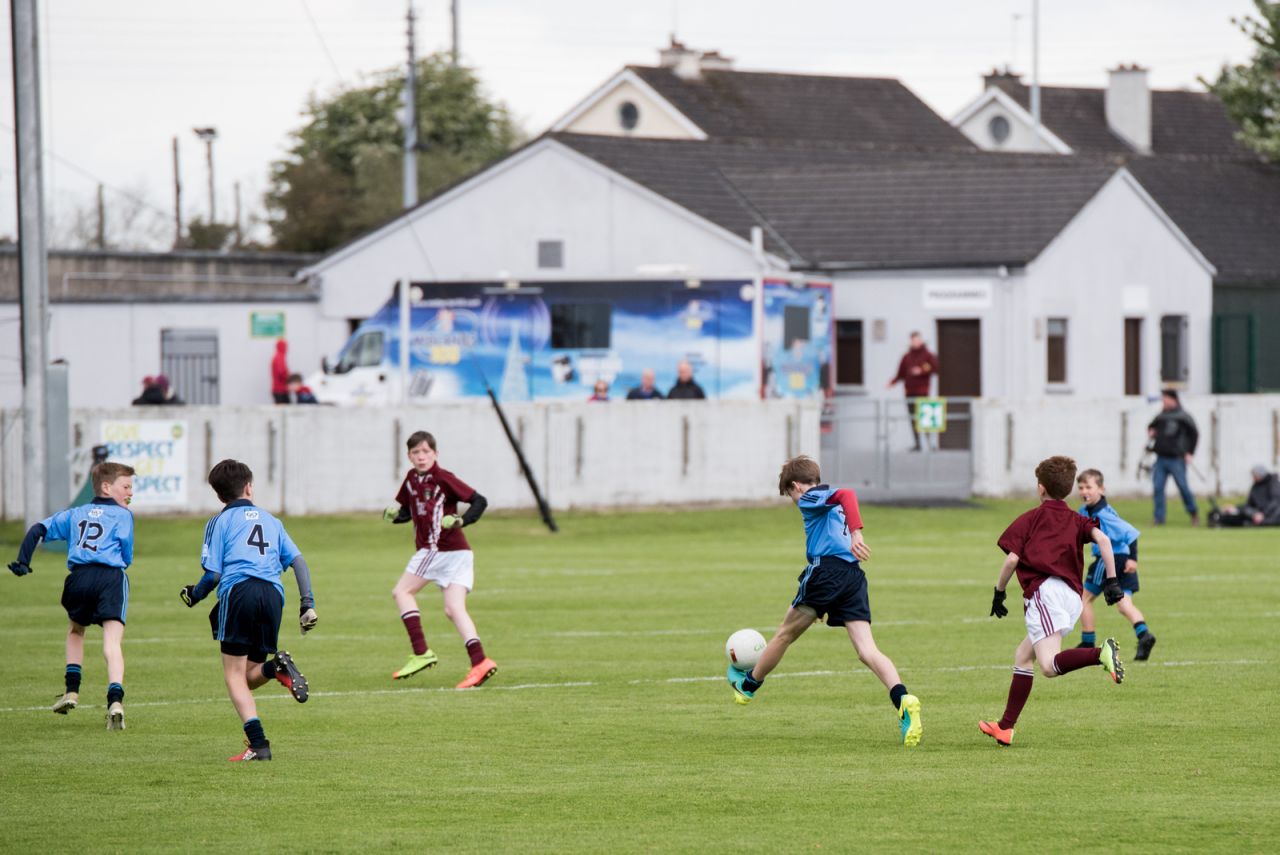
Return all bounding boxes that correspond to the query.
[988,114,1011,145]
[537,240,564,269]
[618,101,639,130]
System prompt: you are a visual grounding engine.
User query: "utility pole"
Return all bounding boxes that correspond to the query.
[96,183,105,249]
[451,0,459,66]
[1030,0,1041,147]
[11,0,49,525]
[233,181,242,247]
[172,135,183,246]
[403,2,418,209]
[193,126,218,222]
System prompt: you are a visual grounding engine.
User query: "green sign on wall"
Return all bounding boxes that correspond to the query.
[250,312,285,339]
[914,397,947,433]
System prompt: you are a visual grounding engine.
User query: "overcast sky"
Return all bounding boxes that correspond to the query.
[0,0,1260,248]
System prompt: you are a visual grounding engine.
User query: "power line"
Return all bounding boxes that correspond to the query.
[298,0,346,83]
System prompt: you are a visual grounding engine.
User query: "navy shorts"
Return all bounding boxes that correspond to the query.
[209,578,283,663]
[61,563,130,626]
[1084,557,1139,596]
[792,555,871,626]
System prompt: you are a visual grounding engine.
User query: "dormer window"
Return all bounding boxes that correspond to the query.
[988,115,1011,144]
[619,101,639,131]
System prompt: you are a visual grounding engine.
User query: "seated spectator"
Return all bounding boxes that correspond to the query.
[155,374,184,405]
[626,368,664,400]
[588,379,610,402]
[286,373,318,404]
[667,360,706,400]
[1210,465,1280,527]
[132,375,165,405]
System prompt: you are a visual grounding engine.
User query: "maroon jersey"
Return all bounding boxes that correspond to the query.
[395,464,477,552]
[892,346,939,397]
[997,499,1099,597]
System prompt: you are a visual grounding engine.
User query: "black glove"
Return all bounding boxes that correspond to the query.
[8,561,32,577]
[179,585,197,608]
[1103,577,1124,606]
[990,587,1008,618]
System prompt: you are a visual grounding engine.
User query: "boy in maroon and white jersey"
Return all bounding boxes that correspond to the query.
[383,430,495,688]
[979,455,1125,747]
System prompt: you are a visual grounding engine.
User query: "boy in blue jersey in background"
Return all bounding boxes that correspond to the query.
[1076,469,1157,660]
[9,462,136,729]
[726,455,922,747]
[179,459,318,762]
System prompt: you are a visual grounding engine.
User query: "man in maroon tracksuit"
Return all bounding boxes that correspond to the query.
[886,331,940,450]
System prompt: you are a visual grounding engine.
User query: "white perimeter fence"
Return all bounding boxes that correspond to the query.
[2,395,1277,519]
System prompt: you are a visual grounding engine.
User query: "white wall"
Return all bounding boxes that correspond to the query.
[0,301,348,409]
[564,79,697,139]
[308,141,767,322]
[1,400,822,520]
[955,95,1060,153]
[1024,171,1213,397]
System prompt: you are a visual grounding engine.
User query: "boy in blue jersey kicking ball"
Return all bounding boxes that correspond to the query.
[9,462,136,729]
[727,455,922,747]
[1076,469,1157,660]
[179,459,318,762]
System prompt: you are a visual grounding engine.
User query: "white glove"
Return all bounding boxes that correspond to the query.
[299,608,318,635]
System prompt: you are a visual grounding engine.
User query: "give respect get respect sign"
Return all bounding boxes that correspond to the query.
[100,420,188,508]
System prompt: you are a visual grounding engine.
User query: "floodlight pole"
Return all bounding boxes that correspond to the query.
[12,0,49,526]
[1030,0,1041,147]
[403,1,418,209]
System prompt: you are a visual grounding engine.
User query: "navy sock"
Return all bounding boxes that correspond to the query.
[243,717,268,748]
[261,659,278,680]
[106,683,124,705]
[742,671,763,692]
[1134,622,1149,638]
[65,664,82,694]
[889,683,908,711]
[1081,631,1097,646]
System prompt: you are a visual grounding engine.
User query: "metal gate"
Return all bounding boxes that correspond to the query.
[161,328,220,405]
[819,397,974,501]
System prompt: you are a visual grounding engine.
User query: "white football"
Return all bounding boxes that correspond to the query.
[725,628,767,672]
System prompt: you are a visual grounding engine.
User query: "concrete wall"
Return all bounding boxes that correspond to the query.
[306,140,767,322]
[0,400,822,520]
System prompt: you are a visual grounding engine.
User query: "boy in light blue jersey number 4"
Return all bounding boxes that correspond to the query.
[9,462,136,730]
[1076,468,1157,661]
[727,455,922,747]
[179,459,318,762]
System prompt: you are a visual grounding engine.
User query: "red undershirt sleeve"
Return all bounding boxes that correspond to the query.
[828,488,863,530]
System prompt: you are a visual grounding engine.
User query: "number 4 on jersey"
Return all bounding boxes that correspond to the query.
[246,524,270,555]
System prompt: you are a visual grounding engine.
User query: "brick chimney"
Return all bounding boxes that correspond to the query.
[983,67,1023,95]
[658,38,732,80]
[1106,64,1151,154]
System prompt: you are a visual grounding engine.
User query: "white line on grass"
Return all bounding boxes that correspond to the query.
[0,659,1262,715]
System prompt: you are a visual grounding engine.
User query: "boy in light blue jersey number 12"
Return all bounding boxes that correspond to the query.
[180,459,317,762]
[9,462,136,730]
[727,455,922,747]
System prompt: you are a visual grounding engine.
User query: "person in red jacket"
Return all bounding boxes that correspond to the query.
[271,340,290,404]
[886,331,940,451]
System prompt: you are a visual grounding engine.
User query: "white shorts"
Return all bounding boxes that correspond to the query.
[1023,577,1083,645]
[403,549,474,591]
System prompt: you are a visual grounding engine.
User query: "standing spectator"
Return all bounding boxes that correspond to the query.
[886,331,940,451]
[588,379,610,402]
[667,360,706,400]
[1147,389,1199,526]
[271,340,290,404]
[626,368,664,400]
[1212,465,1280,527]
[155,374,185,405]
[132,376,166,405]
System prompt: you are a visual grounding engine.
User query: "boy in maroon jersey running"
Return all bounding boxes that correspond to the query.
[383,431,496,688]
[979,455,1125,747]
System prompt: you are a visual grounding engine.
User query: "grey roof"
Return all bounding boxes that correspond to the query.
[987,79,1253,160]
[555,133,1118,269]
[628,65,974,151]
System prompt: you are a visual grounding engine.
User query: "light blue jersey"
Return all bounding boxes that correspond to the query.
[202,499,300,602]
[797,485,859,564]
[1079,497,1140,558]
[40,497,134,569]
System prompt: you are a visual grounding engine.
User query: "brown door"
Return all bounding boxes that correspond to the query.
[935,319,981,449]
[1124,318,1142,396]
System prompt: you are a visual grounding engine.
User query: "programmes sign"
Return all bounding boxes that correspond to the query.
[100,420,188,508]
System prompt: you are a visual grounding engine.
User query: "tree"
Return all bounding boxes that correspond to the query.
[1205,0,1280,161]
[266,53,524,252]
[51,182,171,251]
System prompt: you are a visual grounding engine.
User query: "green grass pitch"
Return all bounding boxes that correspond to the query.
[2,501,1278,852]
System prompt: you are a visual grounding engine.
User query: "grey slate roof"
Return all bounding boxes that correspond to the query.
[555,133,1118,269]
[628,65,974,151]
[987,79,1253,160]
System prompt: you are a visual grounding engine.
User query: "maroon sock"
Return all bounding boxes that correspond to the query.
[465,638,486,666]
[1052,647,1101,675]
[401,610,428,656]
[998,669,1034,730]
